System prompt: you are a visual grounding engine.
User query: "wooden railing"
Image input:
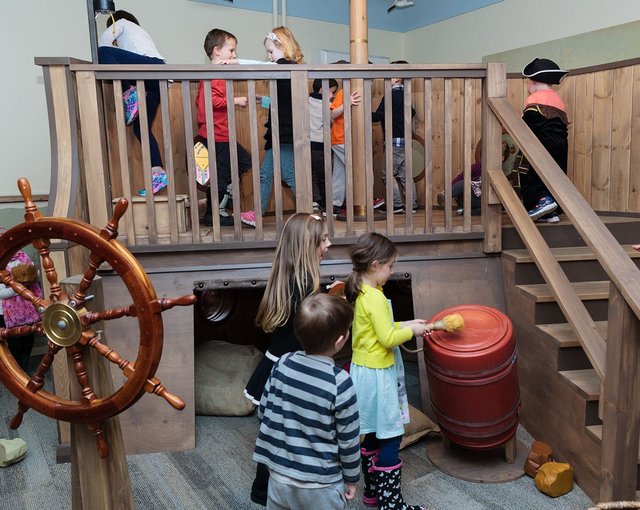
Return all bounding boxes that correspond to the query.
[37,58,495,247]
[487,94,640,502]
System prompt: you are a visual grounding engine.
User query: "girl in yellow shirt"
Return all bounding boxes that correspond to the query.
[345,232,429,510]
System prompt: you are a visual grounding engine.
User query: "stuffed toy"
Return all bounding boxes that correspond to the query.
[11,264,38,285]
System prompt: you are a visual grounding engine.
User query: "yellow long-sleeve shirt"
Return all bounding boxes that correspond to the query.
[351,284,413,369]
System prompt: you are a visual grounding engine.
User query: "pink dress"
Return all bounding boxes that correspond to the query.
[2,251,43,328]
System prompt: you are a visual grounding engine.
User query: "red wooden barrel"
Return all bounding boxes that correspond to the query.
[424,305,519,450]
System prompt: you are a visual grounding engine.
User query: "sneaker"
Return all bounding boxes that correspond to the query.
[456,208,464,215]
[122,86,139,126]
[537,213,560,223]
[219,184,233,210]
[528,195,557,220]
[382,205,405,214]
[312,201,322,213]
[373,197,385,209]
[240,210,257,227]
[138,169,167,197]
[194,142,210,186]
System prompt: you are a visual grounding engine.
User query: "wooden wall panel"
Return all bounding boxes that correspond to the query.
[572,73,595,202]
[592,70,614,211]
[610,67,633,211]
[630,65,640,212]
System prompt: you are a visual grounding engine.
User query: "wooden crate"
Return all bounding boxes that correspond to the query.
[114,194,190,235]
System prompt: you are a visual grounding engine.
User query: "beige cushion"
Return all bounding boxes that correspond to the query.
[400,404,441,450]
[194,340,263,416]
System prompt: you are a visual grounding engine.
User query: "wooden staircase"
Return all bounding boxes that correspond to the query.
[500,214,640,502]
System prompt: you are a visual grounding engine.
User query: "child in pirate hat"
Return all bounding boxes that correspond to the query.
[520,57,569,223]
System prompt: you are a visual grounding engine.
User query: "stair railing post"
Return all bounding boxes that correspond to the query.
[481,62,506,253]
[599,282,640,502]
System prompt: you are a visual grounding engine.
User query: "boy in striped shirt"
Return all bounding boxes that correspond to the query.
[253,293,360,509]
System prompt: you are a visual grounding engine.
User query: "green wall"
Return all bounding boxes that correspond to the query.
[484,20,640,73]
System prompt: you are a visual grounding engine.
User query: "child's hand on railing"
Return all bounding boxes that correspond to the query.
[349,90,362,107]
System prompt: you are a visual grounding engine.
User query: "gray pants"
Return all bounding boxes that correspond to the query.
[267,477,347,510]
[383,146,417,209]
[331,145,346,207]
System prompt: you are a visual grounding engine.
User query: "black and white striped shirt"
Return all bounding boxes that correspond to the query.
[253,351,361,485]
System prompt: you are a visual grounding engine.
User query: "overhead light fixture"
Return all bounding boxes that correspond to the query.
[387,0,415,13]
[93,0,115,14]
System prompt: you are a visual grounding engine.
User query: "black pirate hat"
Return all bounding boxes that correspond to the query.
[522,58,568,84]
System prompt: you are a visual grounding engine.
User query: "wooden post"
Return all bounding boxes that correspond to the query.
[482,63,506,253]
[62,275,135,510]
[599,283,640,502]
[350,0,367,217]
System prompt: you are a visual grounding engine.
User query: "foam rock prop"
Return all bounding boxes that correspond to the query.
[0,438,28,467]
[534,461,573,497]
[524,440,553,477]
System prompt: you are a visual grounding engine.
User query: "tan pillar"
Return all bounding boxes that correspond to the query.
[350,0,368,216]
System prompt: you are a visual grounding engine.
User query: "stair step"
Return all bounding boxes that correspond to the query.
[517,280,610,303]
[503,244,640,264]
[587,425,640,462]
[502,214,640,250]
[537,321,608,348]
[560,369,600,400]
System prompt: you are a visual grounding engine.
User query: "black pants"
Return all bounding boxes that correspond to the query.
[0,315,35,372]
[194,136,252,215]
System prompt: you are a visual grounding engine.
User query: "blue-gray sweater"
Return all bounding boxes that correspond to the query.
[253,351,361,484]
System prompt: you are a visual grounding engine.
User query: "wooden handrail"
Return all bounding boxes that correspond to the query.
[488,168,606,378]
[488,96,640,322]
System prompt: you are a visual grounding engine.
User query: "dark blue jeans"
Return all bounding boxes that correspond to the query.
[362,433,403,467]
[98,46,164,168]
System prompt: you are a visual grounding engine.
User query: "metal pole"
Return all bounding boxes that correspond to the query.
[87,0,99,63]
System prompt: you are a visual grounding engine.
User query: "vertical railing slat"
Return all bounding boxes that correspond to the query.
[463,79,474,233]
[343,79,354,236]
[112,79,136,245]
[269,79,283,235]
[363,78,375,233]
[291,69,312,213]
[423,78,433,233]
[203,79,221,242]
[159,79,179,245]
[403,79,414,234]
[136,80,158,245]
[444,79,453,232]
[321,78,335,237]
[383,79,394,235]
[226,79,243,240]
[247,79,264,240]
[181,80,201,243]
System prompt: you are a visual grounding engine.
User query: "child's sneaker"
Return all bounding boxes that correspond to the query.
[122,86,139,125]
[138,169,167,197]
[527,195,557,220]
[194,142,210,186]
[240,210,257,227]
[373,197,385,209]
[537,212,560,223]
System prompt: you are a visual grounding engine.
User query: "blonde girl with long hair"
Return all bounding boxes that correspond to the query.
[244,213,330,505]
[240,27,306,227]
